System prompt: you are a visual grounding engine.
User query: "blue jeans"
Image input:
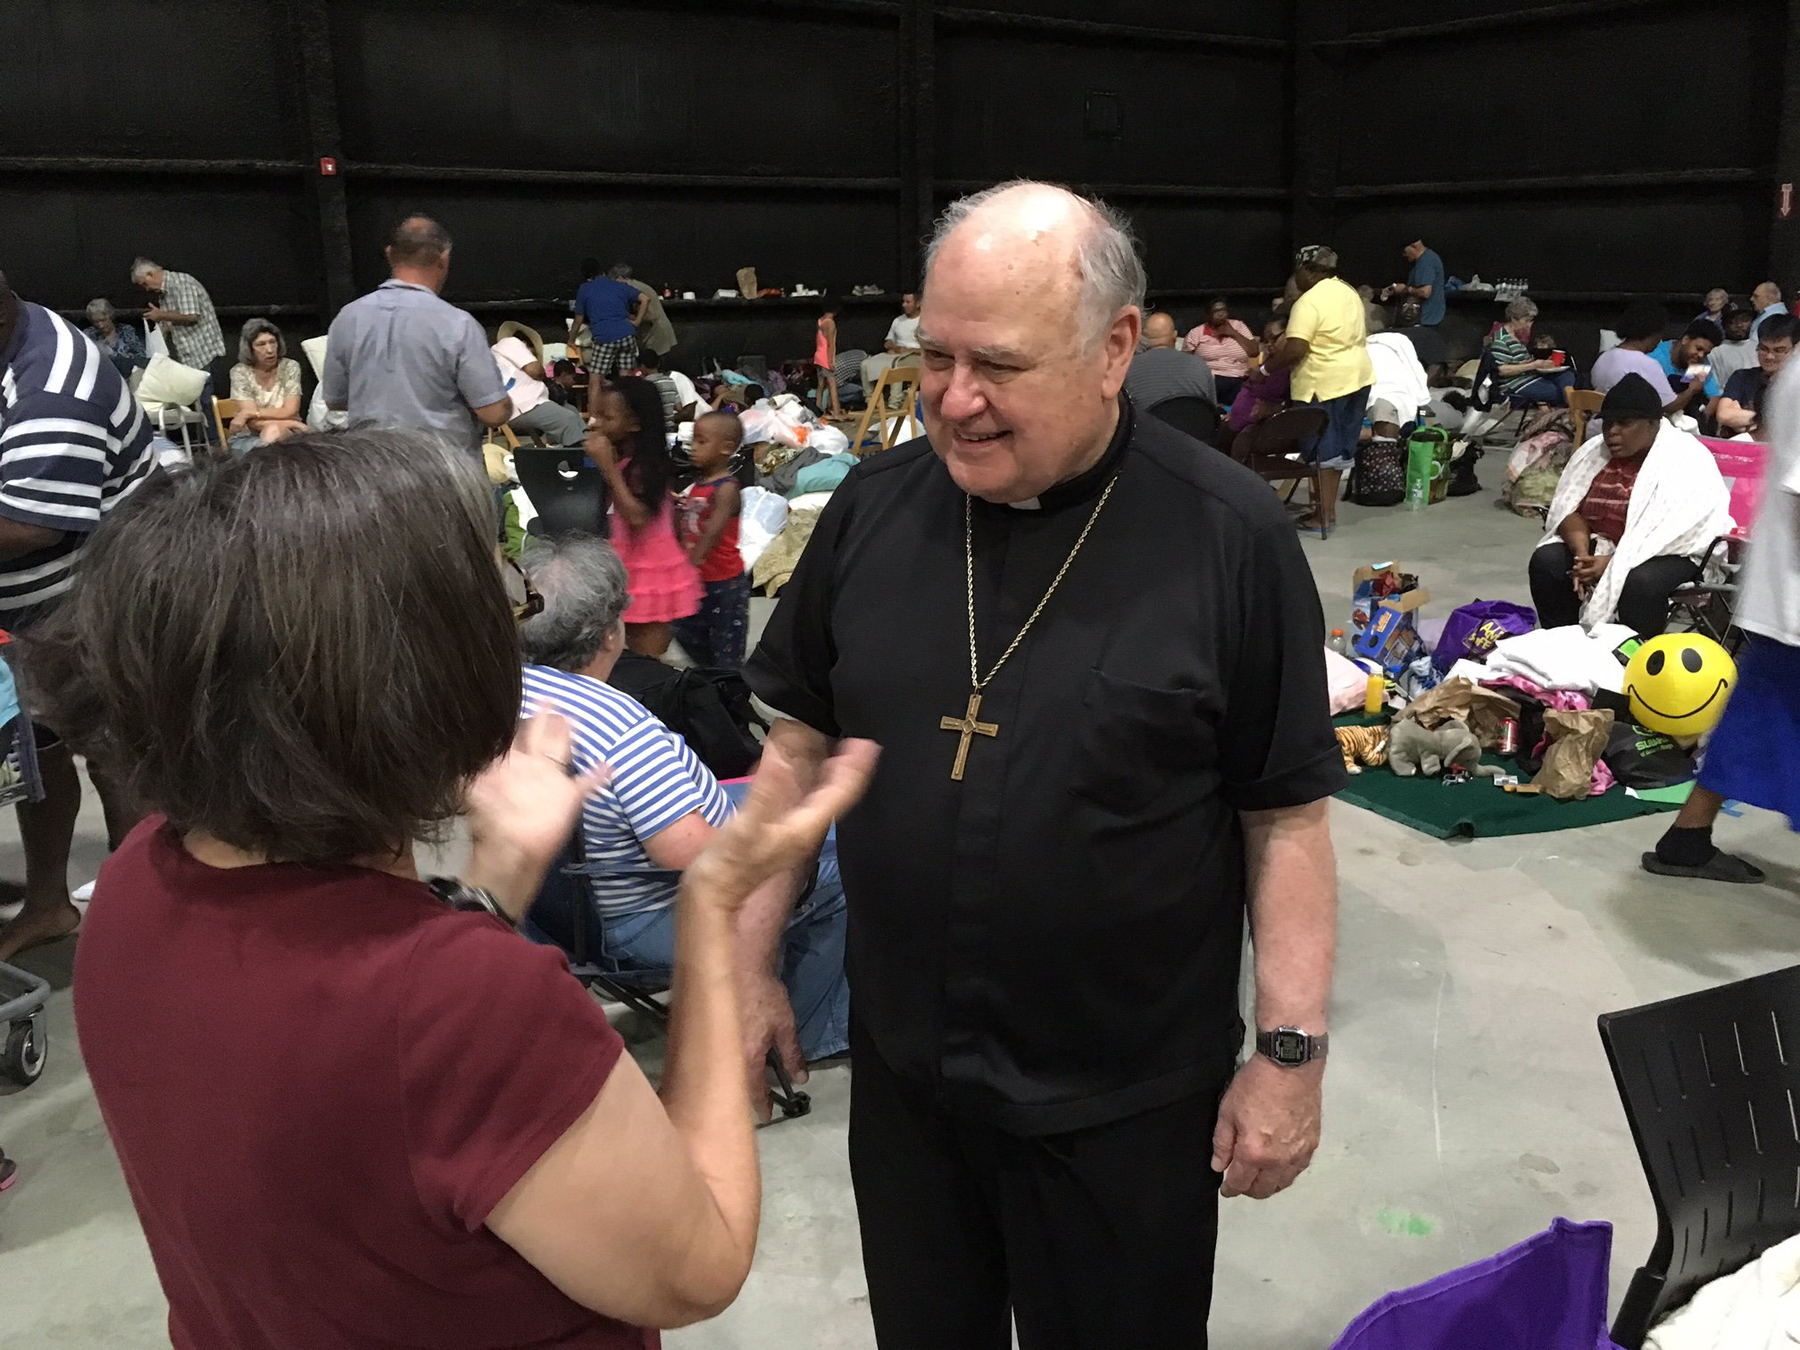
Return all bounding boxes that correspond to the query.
[1303,386,1371,471]
[1508,369,1575,408]
[530,781,851,1062]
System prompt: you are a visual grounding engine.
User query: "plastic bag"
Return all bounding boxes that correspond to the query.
[735,486,789,572]
[809,425,850,456]
[1433,600,1538,671]
[1404,430,1448,510]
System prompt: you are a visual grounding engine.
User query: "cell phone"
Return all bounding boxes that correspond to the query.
[1686,363,1710,379]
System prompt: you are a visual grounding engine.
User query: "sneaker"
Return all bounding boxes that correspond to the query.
[72,882,95,903]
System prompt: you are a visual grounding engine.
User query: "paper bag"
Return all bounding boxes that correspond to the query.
[1533,708,1615,801]
[736,267,759,299]
[1400,677,1520,749]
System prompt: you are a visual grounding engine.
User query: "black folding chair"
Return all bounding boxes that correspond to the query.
[1598,963,1800,1347]
[1146,395,1221,446]
[513,447,609,539]
[1667,535,1744,655]
[544,836,813,1121]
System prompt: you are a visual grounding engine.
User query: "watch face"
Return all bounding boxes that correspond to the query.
[1272,1030,1308,1064]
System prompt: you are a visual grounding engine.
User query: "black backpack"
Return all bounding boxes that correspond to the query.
[608,653,767,780]
[1348,437,1405,507]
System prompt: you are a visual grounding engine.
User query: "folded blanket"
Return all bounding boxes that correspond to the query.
[1485,623,1636,695]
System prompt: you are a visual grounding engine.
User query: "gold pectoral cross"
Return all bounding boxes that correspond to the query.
[940,691,999,782]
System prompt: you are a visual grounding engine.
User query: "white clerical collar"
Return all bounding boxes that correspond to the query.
[1007,497,1042,511]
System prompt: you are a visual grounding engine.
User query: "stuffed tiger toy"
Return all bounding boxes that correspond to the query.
[1335,724,1389,775]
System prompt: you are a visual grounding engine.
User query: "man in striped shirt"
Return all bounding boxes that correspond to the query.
[517,534,848,1110]
[0,272,156,962]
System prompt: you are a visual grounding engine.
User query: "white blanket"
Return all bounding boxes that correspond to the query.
[1645,1231,1800,1349]
[1366,332,1432,421]
[1535,421,1732,629]
[1484,623,1637,694]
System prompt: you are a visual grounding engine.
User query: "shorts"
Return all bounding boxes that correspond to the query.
[1697,634,1800,829]
[1368,397,1406,427]
[1304,386,1371,472]
[588,336,639,378]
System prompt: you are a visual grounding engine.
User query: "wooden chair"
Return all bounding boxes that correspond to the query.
[1567,388,1603,445]
[211,397,240,453]
[496,320,545,367]
[1236,405,1331,506]
[851,363,922,455]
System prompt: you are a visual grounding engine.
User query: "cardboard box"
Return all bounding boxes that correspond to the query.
[1349,562,1429,643]
[1354,600,1433,676]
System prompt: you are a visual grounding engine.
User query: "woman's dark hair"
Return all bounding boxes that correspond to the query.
[19,431,520,866]
[1615,303,1669,343]
[605,376,675,513]
[821,294,841,315]
[579,255,600,281]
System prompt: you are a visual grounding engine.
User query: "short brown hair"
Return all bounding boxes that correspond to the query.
[20,430,520,865]
[386,214,452,268]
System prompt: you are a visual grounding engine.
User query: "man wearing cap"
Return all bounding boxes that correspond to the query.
[1528,373,1731,636]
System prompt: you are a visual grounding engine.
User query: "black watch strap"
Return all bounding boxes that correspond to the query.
[1255,1026,1328,1068]
[426,877,515,929]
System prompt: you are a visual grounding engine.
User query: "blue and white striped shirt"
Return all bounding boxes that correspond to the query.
[0,301,156,622]
[521,663,732,917]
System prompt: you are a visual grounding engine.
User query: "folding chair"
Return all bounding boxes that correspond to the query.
[1235,404,1330,506]
[1599,962,1800,1347]
[851,363,921,454]
[1667,535,1743,653]
[1146,395,1221,446]
[546,836,813,1121]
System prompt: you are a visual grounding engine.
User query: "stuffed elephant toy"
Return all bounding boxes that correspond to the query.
[1388,716,1504,779]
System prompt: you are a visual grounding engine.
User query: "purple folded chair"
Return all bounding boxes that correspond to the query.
[1329,1218,1623,1350]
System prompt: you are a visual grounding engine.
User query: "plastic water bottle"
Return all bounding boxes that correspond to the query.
[1328,629,1350,656]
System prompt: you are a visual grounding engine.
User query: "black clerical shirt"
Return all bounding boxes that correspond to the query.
[747,398,1346,1134]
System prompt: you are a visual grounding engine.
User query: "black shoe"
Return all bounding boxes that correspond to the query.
[1641,850,1767,884]
[1447,452,1483,497]
[1443,390,1471,413]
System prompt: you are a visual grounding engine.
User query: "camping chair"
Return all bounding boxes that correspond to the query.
[1236,404,1330,506]
[497,320,545,367]
[1146,396,1221,446]
[851,363,921,454]
[211,397,240,451]
[1666,535,1743,653]
[1567,388,1603,445]
[543,835,812,1122]
[1599,962,1800,1348]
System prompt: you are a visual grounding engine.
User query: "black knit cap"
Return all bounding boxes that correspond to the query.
[1600,372,1663,421]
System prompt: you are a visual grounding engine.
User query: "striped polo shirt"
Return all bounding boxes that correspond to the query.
[0,301,156,624]
[521,663,732,917]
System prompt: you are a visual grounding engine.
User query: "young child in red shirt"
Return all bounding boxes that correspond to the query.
[675,412,750,668]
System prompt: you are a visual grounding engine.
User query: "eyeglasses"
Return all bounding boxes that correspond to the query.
[502,557,543,622]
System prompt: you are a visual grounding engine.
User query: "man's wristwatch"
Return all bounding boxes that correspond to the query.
[1255,1026,1329,1069]
[427,877,516,929]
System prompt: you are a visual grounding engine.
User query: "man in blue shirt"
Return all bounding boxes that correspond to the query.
[1384,238,1446,326]
[570,263,650,418]
[1650,318,1723,421]
[1750,281,1788,340]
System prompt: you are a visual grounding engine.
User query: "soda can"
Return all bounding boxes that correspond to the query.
[1499,718,1520,756]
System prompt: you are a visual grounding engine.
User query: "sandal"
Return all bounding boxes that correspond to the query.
[1295,515,1335,540]
[1640,851,1767,884]
[0,1151,17,1193]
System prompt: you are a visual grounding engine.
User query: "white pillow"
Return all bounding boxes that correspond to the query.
[301,335,329,379]
[135,354,209,409]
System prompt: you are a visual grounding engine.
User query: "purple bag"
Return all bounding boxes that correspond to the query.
[1433,599,1538,671]
[1329,1218,1622,1350]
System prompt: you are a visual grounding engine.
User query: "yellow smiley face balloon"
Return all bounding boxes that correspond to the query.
[1624,634,1737,738]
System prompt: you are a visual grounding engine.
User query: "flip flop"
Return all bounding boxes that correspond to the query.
[0,1153,17,1193]
[1640,851,1767,884]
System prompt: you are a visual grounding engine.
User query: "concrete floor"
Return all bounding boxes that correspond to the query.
[5,482,1800,1348]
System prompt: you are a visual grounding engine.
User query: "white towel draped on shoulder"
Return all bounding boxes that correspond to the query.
[1535,421,1733,629]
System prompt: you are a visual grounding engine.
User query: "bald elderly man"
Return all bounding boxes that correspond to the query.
[743,182,1343,1348]
[1122,308,1217,412]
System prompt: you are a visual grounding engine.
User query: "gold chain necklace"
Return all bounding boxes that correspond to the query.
[937,476,1120,781]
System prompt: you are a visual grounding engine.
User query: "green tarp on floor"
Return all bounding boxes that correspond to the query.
[1332,715,1684,840]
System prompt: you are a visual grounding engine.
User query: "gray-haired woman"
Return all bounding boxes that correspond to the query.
[227,317,307,453]
[82,298,149,376]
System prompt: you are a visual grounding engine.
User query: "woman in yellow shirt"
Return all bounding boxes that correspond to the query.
[1264,246,1376,538]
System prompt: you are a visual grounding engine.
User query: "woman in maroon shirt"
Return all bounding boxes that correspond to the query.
[21,430,873,1349]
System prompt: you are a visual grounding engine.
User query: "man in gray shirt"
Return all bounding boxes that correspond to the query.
[1123,310,1217,410]
[321,216,511,456]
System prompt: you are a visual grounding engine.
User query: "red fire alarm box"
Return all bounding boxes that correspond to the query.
[319,157,338,177]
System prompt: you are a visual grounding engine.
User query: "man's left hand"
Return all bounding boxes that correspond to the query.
[143,307,169,323]
[1572,553,1610,586]
[1210,1055,1323,1199]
